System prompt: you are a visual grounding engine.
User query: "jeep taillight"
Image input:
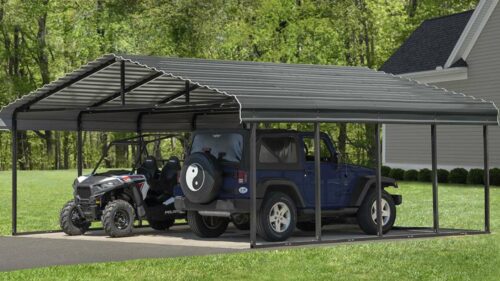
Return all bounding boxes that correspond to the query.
[237,170,248,184]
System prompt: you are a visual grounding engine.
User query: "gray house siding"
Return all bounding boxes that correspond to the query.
[384,4,500,169]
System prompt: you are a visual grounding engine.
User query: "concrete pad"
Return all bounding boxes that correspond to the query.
[24,224,250,250]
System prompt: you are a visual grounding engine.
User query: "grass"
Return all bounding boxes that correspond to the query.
[0,170,499,280]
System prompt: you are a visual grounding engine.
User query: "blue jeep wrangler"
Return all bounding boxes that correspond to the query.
[175,129,401,242]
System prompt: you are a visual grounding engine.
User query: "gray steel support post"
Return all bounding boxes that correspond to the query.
[249,123,257,247]
[11,113,18,235]
[120,60,126,105]
[431,124,439,232]
[314,123,322,241]
[77,113,83,177]
[375,123,383,237]
[483,125,490,233]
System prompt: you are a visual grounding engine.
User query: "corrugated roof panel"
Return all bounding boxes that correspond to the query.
[0,53,497,131]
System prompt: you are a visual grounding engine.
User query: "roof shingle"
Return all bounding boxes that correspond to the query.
[380,10,474,75]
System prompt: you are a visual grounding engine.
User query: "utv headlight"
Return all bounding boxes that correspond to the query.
[96,179,122,190]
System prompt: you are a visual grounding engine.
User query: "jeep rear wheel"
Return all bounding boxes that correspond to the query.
[357,190,396,235]
[102,200,135,237]
[60,200,91,236]
[187,211,229,238]
[257,192,296,242]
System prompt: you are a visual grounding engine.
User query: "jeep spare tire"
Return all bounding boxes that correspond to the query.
[180,152,222,204]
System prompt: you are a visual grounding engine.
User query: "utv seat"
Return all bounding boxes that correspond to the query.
[137,156,159,182]
[146,156,181,204]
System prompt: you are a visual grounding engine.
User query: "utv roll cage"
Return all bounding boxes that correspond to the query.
[91,134,185,176]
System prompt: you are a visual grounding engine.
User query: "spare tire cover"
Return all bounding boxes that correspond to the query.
[180,152,222,204]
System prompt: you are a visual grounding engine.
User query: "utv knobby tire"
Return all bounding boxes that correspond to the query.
[60,200,91,236]
[187,211,229,238]
[102,200,135,237]
[257,192,296,242]
[148,217,175,231]
[180,152,222,204]
[357,190,396,235]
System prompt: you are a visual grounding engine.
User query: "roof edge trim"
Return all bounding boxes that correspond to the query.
[445,0,499,68]
[400,67,468,84]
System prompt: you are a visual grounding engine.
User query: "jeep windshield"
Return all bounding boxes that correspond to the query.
[190,133,243,163]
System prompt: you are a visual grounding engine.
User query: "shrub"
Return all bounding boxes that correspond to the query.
[418,168,432,182]
[437,169,449,183]
[381,166,391,177]
[389,168,405,181]
[403,169,418,181]
[449,168,468,184]
[490,168,500,186]
[467,168,484,185]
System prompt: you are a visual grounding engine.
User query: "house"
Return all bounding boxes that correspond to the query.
[381,0,500,170]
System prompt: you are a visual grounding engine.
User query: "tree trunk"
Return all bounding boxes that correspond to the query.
[62,132,70,169]
[337,123,347,157]
[408,0,418,18]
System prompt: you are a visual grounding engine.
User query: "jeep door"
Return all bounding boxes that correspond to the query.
[302,135,352,208]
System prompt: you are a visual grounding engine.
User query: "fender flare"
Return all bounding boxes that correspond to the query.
[351,175,398,206]
[257,179,306,208]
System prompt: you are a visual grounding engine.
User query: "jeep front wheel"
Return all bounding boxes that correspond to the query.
[357,190,396,235]
[257,192,296,242]
[187,211,229,238]
[102,200,135,237]
[60,200,91,235]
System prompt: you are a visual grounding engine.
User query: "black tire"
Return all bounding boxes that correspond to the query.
[257,192,296,242]
[231,214,250,230]
[296,221,316,232]
[148,217,175,231]
[357,190,396,235]
[102,200,135,237]
[180,152,222,204]
[187,211,229,238]
[60,200,91,236]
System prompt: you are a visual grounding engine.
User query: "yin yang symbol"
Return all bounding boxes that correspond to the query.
[186,163,205,191]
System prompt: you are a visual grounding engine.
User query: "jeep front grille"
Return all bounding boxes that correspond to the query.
[76,186,91,199]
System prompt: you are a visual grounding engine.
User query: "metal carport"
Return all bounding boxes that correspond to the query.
[0,54,498,247]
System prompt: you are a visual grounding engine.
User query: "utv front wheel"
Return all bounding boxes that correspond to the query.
[187,211,229,238]
[102,200,135,237]
[257,192,296,242]
[357,190,396,235]
[60,200,91,235]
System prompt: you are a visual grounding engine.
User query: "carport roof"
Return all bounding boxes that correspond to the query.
[0,54,498,131]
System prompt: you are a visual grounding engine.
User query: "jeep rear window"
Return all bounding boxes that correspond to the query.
[259,137,297,164]
[191,133,243,163]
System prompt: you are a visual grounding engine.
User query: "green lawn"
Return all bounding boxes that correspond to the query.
[0,170,499,280]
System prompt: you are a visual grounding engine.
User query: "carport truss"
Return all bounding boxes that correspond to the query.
[0,54,498,248]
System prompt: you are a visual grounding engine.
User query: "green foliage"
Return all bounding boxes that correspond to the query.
[468,168,484,185]
[449,168,468,184]
[418,168,431,182]
[0,0,481,170]
[490,168,500,186]
[381,166,391,177]
[403,169,418,181]
[389,168,405,181]
[437,169,449,183]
